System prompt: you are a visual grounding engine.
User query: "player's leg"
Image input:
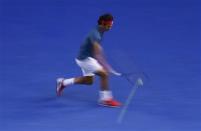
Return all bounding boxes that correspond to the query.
[74,76,93,85]
[95,70,109,91]
[56,58,96,96]
[56,76,93,96]
[76,57,121,107]
[95,69,121,107]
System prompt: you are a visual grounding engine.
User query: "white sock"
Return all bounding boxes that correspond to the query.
[99,90,113,101]
[63,78,75,86]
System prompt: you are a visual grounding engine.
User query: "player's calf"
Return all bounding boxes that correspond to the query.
[74,76,94,85]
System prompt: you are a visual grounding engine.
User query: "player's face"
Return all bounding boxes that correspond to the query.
[102,21,113,31]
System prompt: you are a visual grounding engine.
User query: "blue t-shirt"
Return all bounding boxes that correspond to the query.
[77,26,104,60]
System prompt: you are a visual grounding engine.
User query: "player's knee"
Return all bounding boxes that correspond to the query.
[97,70,108,78]
[103,71,108,78]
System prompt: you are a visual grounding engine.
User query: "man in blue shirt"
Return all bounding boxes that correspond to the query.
[56,13,121,107]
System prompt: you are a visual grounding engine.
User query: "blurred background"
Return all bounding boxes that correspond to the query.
[0,0,200,131]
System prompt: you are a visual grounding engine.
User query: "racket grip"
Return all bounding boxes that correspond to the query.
[110,69,122,76]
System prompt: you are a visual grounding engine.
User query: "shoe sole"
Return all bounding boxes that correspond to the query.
[98,103,121,108]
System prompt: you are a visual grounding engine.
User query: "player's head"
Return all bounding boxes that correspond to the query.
[98,13,114,31]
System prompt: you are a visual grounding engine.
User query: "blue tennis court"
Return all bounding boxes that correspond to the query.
[0,0,200,131]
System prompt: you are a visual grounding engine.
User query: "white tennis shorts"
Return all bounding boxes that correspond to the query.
[75,57,103,76]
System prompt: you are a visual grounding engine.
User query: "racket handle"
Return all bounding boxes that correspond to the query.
[110,69,122,76]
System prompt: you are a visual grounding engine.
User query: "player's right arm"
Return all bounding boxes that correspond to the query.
[93,43,121,76]
[93,42,114,73]
[93,42,108,70]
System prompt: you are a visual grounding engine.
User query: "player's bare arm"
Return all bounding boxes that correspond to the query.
[93,42,111,72]
[93,42,121,75]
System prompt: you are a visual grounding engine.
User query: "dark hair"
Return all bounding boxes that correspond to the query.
[98,13,114,25]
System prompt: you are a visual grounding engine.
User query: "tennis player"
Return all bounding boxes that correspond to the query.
[56,13,121,107]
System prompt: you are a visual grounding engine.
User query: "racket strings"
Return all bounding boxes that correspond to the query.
[122,72,149,86]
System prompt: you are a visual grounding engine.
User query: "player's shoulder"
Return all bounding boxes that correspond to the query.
[89,27,101,38]
[89,26,99,35]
